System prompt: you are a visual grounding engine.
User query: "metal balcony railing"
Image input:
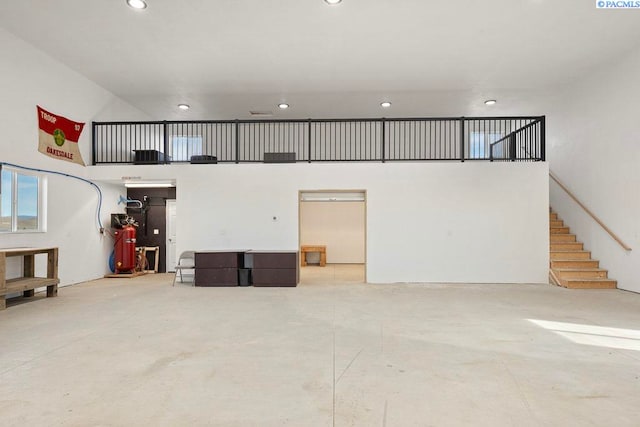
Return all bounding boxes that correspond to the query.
[92,116,545,165]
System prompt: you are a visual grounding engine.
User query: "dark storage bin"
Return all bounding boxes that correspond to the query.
[190,155,218,164]
[133,150,171,164]
[243,253,253,269]
[263,152,296,163]
[238,268,252,286]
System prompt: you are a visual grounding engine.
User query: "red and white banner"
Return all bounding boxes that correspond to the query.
[37,106,86,166]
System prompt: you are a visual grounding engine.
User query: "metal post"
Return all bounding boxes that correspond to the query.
[307,119,312,163]
[540,115,546,162]
[509,133,517,161]
[91,122,97,165]
[163,121,169,164]
[235,119,240,164]
[460,117,465,162]
[381,118,386,163]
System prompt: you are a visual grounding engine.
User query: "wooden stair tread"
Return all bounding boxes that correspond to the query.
[550,235,577,242]
[550,242,583,247]
[551,261,595,264]
[550,250,591,255]
[553,265,608,278]
[550,254,591,260]
[550,260,599,267]
[561,278,617,289]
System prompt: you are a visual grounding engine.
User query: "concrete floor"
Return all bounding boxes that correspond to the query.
[1,273,640,426]
[300,264,365,285]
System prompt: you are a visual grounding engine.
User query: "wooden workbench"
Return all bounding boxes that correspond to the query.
[0,247,59,310]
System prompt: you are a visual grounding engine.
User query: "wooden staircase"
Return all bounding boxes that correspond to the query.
[549,209,617,289]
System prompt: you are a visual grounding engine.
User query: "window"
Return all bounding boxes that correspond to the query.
[469,132,504,159]
[171,136,203,161]
[0,168,45,232]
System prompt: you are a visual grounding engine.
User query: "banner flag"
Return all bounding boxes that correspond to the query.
[37,106,86,166]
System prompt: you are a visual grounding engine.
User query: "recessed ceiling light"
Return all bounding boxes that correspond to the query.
[126,0,147,10]
[278,103,289,109]
[484,99,497,105]
[178,104,190,110]
[380,101,392,108]
[324,0,342,4]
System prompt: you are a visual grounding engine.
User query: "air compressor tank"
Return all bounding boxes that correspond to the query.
[114,224,137,273]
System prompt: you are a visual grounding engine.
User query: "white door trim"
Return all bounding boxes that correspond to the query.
[166,199,177,272]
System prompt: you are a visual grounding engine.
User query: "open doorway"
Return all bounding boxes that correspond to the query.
[298,190,366,284]
[126,187,176,273]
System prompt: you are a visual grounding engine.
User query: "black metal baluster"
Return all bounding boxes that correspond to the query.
[541,116,546,161]
[381,118,386,163]
[458,118,463,162]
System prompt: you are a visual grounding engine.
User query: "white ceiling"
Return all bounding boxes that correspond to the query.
[1,0,640,119]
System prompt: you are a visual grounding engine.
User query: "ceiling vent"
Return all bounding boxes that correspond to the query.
[250,111,274,117]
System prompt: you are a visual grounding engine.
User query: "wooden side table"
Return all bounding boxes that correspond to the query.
[300,245,326,267]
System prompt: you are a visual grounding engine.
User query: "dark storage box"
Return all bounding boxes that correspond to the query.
[133,150,171,164]
[243,253,253,269]
[190,155,218,164]
[238,268,252,286]
[263,152,296,163]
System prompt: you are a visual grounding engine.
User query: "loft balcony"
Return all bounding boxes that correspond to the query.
[92,116,545,165]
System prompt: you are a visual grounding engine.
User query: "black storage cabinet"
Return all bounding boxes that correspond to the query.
[194,251,244,286]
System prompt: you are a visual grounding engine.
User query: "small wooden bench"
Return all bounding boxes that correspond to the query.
[0,247,59,310]
[300,245,327,267]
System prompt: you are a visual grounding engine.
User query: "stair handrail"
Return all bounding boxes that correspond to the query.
[550,171,632,252]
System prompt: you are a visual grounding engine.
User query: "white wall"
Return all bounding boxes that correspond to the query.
[545,45,640,293]
[89,162,549,284]
[300,201,365,264]
[0,27,148,287]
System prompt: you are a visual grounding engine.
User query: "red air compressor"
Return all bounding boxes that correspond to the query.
[114,224,137,273]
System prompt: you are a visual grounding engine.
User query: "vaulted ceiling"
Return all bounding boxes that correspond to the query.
[2,0,639,119]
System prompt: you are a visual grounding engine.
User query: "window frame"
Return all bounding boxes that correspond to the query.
[0,167,47,233]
